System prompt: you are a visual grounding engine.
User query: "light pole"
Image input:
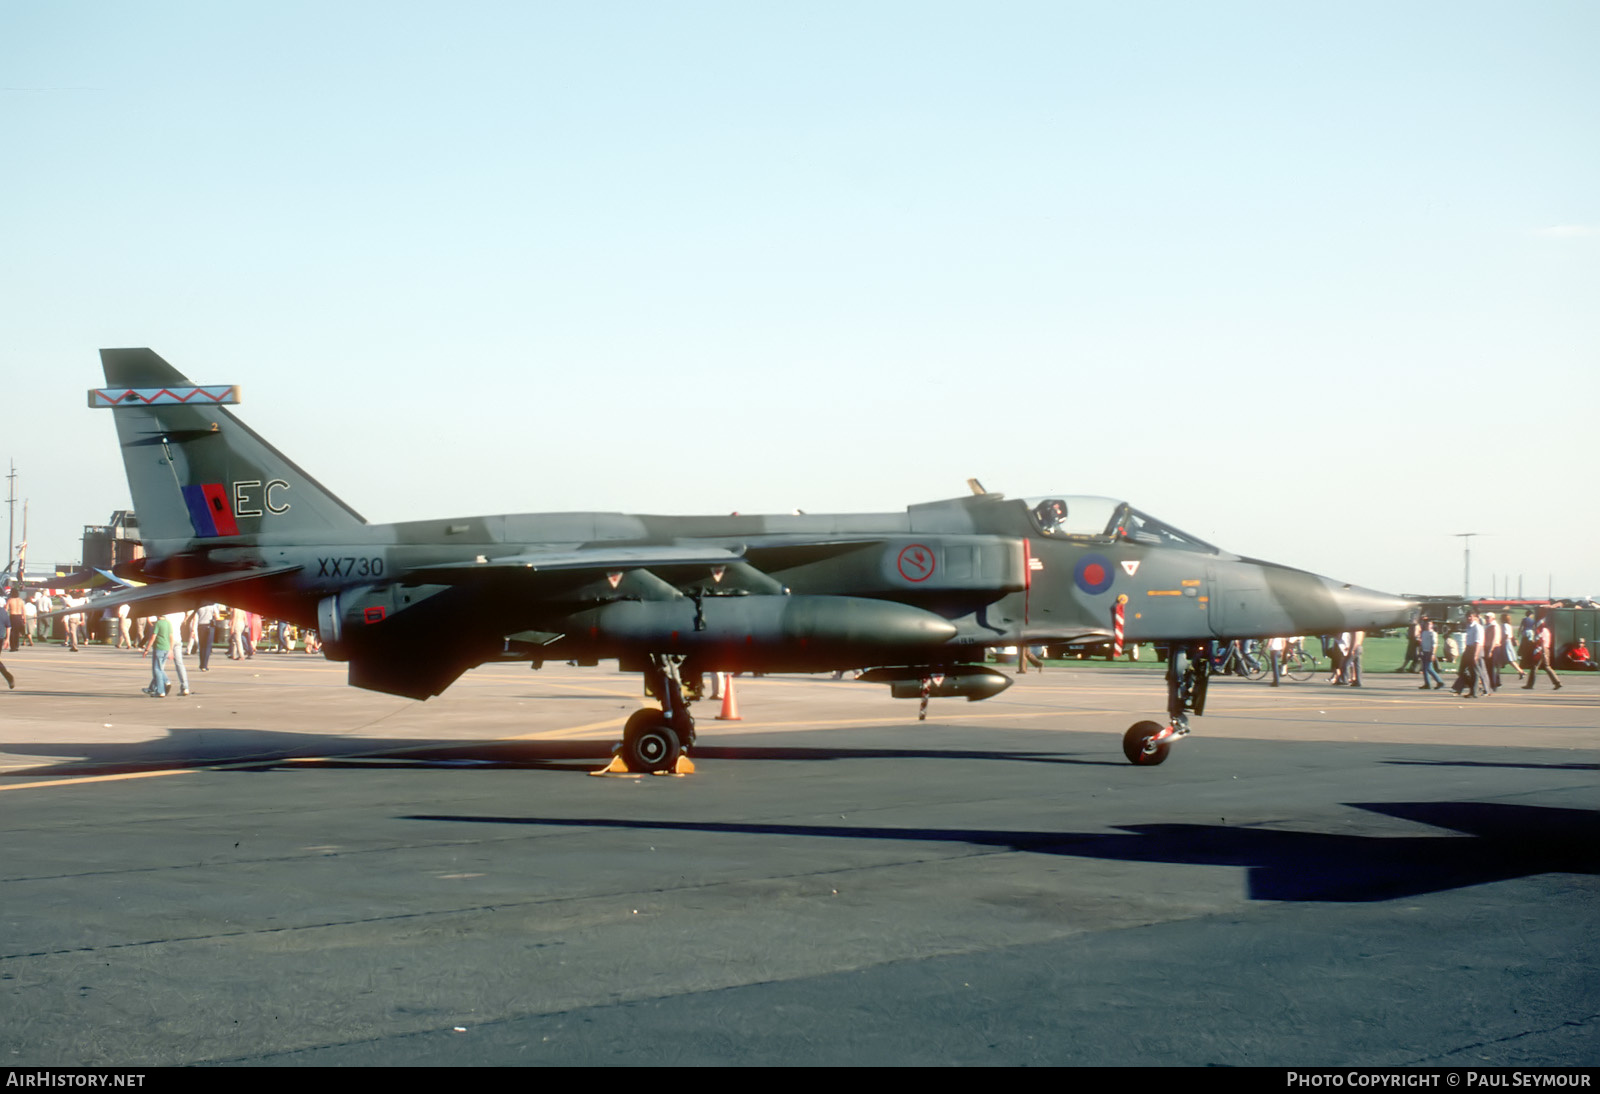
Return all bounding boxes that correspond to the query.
[1454,533,1477,599]
[5,460,14,565]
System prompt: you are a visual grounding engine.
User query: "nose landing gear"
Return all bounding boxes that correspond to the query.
[1123,643,1209,766]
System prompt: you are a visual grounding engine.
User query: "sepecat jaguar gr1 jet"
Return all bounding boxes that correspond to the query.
[86,348,1413,770]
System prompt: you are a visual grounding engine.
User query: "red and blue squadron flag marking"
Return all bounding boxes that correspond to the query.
[182,483,240,538]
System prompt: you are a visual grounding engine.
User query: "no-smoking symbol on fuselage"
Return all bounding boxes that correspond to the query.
[897,544,936,582]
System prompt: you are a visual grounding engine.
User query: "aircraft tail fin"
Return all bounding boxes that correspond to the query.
[95,349,367,549]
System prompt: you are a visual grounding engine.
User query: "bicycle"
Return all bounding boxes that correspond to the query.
[1214,641,1269,681]
[1277,646,1321,682]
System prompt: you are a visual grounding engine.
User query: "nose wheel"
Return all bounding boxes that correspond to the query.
[1122,644,1209,765]
[1123,716,1188,766]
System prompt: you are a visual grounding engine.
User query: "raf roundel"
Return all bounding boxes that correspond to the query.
[1073,553,1115,595]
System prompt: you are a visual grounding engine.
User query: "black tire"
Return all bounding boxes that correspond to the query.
[1122,720,1170,766]
[622,709,682,773]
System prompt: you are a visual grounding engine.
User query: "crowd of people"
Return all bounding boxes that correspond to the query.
[1401,609,1564,698]
[0,589,320,698]
[1211,634,1362,686]
[1186,608,1580,697]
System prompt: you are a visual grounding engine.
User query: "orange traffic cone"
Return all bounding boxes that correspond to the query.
[716,674,742,720]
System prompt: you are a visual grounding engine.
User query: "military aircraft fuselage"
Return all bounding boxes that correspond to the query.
[126,492,1412,699]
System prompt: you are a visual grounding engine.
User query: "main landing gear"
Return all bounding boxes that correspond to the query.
[615,654,697,775]
[1122,643,1209,766]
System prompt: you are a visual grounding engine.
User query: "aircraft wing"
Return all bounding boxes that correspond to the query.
[402,545,745,584]
[45,564,304,616]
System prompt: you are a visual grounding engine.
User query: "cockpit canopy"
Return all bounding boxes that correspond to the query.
[1024,496,1217,553]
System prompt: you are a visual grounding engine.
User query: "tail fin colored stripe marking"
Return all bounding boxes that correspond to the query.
[181,483,239,538]
[201,484,240,536]
[182,486,217,537]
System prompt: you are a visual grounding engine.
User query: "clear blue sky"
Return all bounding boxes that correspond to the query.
[3,2,1596,597]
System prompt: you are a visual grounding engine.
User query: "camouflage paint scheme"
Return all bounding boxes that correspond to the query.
[88,349,1412,764]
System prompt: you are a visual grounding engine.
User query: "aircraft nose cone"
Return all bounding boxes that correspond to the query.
[1326,583,1415,632]
[1212,560,1414,638]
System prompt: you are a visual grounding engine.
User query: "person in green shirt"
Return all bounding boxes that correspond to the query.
[142,615,173,697]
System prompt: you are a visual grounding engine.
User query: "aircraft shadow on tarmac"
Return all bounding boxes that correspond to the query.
[404,801,1600,904]
[0,728,615,776]
[689,744,1123,767]
[0,728,1113,777]
[1385,758,1600,772]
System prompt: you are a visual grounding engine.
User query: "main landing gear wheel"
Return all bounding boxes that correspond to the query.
[622,709,683,774]
[1123,720,1171,766]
